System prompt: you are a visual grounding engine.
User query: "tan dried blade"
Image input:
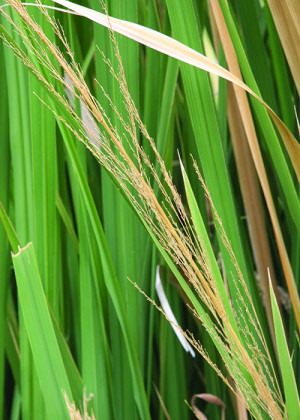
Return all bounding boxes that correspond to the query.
[266,0,300,95]
[191,393,226,420]
[207,1,280,347]
[208,0,300,333]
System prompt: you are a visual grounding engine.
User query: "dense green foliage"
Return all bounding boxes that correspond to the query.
[0,0,299,419]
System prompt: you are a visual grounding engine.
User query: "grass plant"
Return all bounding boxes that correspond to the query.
[0,0,299,419]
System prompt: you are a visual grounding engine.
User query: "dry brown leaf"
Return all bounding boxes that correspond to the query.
[208,0,300,334]
[266,0,300,95]
[207,1,280,347]
[191,393,226,420]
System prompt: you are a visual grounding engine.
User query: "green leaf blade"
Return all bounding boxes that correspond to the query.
[270,275,300,420]
[12,243,73,420]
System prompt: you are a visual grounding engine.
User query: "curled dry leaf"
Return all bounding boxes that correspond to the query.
[191,393,226,420]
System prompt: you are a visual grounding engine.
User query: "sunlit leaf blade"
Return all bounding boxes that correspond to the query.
[269,273,300,420]
[0,199,83,406]
[12,243,72,420]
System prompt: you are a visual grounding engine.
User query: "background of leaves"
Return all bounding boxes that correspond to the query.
[0,0,299,418]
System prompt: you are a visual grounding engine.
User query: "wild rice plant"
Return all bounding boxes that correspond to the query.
[0,0,299,419]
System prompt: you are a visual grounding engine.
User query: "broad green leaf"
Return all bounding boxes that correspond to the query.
[12,243,72,420]
[269,275,300,420]
[0,201,83,407]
